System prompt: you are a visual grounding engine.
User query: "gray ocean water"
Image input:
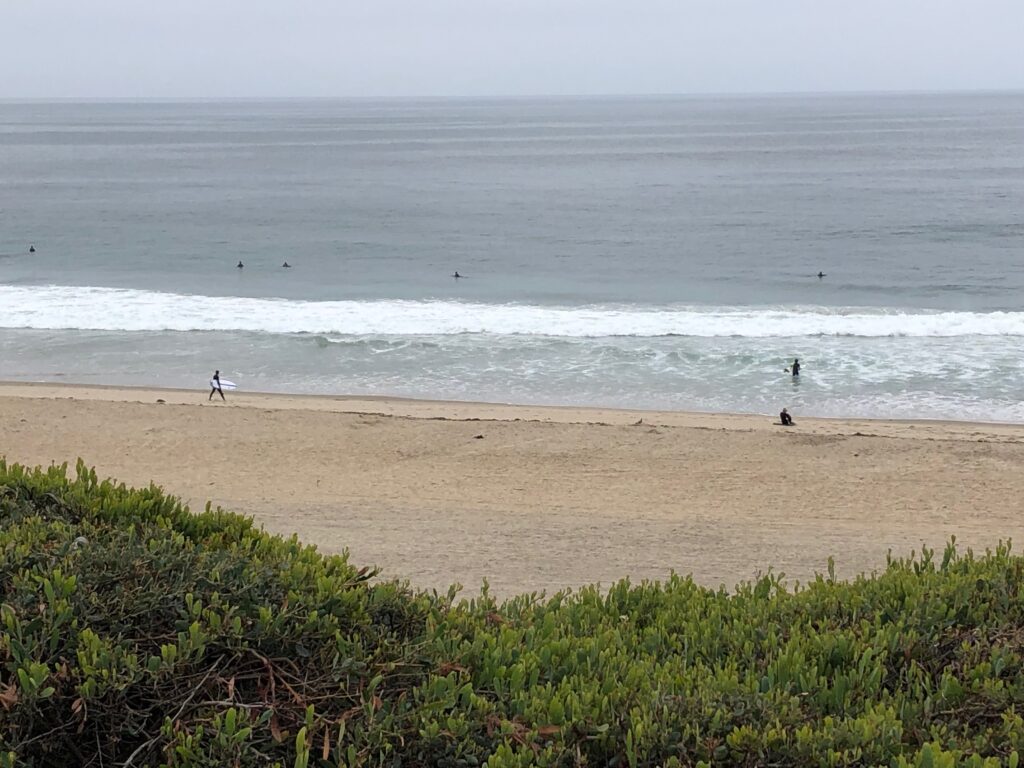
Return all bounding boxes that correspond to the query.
[2,94,1023,420]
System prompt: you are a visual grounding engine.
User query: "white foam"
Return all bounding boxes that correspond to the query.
[2,284,1024,338]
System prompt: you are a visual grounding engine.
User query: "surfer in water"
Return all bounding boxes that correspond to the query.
[453,271,462,279]
[282,261,291,268]
[28,245,35,253]
[237,261,244,269]
[817,271,825,279]
[209,370,226,401]
[790,358,801,377]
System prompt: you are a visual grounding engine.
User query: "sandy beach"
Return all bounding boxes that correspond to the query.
[1,381,1023,597]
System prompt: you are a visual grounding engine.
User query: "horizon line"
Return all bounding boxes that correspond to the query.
[2,87,1023,103]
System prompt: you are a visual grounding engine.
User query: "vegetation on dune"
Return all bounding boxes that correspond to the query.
[1,461,1023,767]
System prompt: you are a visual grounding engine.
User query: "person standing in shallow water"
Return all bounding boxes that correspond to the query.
[209,370,225,401]
[791,358,801,377]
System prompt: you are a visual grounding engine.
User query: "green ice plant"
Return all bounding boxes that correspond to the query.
[1,459,1023,766]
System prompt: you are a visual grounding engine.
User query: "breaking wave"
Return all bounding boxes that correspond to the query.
[2,285,1023,338]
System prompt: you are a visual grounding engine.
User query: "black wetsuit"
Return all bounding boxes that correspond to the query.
[791,360,801,377]
[209,373,225,401]
[780,410,793,426]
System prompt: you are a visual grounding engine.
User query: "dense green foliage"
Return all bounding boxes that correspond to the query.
[1,461,1023,767]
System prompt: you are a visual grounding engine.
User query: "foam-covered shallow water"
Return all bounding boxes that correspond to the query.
[2,324,1022,422]
[2,94,1023,421]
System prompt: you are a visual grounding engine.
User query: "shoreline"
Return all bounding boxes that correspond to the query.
[2,380,1023,441]
[2,381,1024,596]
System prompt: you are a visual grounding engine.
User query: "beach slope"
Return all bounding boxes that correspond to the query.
[1,382,1022,596]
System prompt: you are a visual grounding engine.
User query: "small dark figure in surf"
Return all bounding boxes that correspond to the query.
[237,261,244,269]
[282,262,291,268]
[780,408,794,426]
[209,370,225,402]
[817,271,825,278]
[28,245,35,253]
[453,271,462,279]
[791,358,801,377]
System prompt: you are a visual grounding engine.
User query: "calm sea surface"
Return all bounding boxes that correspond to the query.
[2,94,1023,420]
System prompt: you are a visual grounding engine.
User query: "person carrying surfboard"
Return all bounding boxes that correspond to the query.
[209,370,226,401]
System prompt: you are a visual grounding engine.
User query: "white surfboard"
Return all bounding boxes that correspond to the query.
[210,379,237,390]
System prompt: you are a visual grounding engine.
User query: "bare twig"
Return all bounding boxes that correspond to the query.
[192,700,267,710]
[121,657,223,767]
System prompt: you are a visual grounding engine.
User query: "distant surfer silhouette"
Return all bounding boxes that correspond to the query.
[209,370,226,401]
[282,262,291,268]
[453,271,462,279]
[817,271,825,278]
[789,358,801,377]
[237,261,244,269]
[28,245,35,253]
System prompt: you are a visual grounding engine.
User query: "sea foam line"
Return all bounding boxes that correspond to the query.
[1,285,1023,338]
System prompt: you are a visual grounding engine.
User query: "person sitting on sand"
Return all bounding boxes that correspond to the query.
[209,370,226,402]
[780,408,794,426]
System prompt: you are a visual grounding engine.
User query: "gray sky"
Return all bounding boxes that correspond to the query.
[3,0,1023,98]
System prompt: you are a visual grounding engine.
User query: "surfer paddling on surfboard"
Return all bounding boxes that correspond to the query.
[209,370,226,401]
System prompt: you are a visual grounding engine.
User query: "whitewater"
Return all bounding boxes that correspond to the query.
[2,283,1023,423]
[3,286,1023,339]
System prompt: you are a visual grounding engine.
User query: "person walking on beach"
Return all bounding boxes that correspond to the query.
[209,370,226,401]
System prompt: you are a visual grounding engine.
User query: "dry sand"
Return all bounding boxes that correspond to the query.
[2,381,1023,598]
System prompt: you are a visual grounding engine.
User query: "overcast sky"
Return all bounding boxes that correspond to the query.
[3,0,1023,98]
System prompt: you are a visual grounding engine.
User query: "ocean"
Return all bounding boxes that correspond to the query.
[2,94,1023,421]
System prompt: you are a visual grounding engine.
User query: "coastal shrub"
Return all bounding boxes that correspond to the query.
[1,460,1023,767]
